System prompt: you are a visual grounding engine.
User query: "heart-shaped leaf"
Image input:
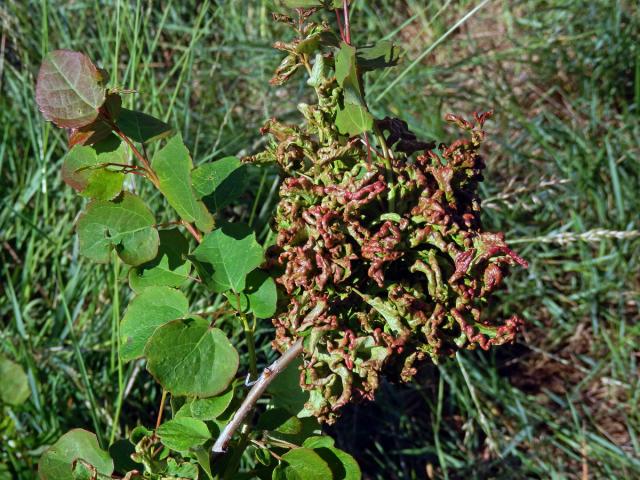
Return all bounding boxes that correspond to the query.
[192,156,247,213]
[129,229,191,292]
[193,223,264,293]
[0,355,30,406]
[156,417,211,452]
[76,192,159,266]
[119,286,189,362]
[335,103,373,136]
[38,429,113,480]
[152,134,214,232]
[62,136,126,201]
[116,108,172,143]
[36,50,106,128]
[145,317,239,397]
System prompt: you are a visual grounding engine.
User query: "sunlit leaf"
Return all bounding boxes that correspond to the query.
[36,50,106,128]
[335,103,373,136]
[76,192,159,266]
[193,223,264,293]
[61,135,125,201]
[157,417,211,452]
[129,229,191,292]
[244,269,277,319]
[0,355,30,406]
[335,42,365,106]
[119,286,189,362]
[38,429,113,480]
[190,385,235,420]
[152,134,214,232]
[145,317,239,397]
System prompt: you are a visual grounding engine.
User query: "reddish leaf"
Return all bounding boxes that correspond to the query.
[67,93,122,147]
[36,50,106,128]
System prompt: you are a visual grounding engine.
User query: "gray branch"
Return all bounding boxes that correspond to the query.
[211,338,304,453]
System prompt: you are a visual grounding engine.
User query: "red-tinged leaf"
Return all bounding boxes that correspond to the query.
[36,50,107,128]
[68,93,122,147]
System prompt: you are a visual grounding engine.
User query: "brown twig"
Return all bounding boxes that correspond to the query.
[211,338,304,453]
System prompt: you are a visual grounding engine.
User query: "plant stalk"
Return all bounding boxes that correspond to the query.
[211,338,304,453]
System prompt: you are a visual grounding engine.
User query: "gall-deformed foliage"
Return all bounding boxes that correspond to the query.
[248,10,528,424]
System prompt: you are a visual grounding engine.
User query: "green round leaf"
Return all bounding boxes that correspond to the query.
[62,136,126,201]
[0,355,30,406]
[36,50,106,128]
[145,317,239,397]
[193,222,264,293]
[156,417,211,452]
[77,192,159,266]
[151,134,213,232]
[129,229,191,292]
[190,385,235,420]
[119,286,189,362]
[272,448,332,480]
[38,429,113,480]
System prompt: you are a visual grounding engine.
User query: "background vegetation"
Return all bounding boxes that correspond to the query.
[1,0,638,478]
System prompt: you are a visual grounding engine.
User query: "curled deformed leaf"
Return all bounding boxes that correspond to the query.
[76,192,159,266]
[36,50,106,128]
